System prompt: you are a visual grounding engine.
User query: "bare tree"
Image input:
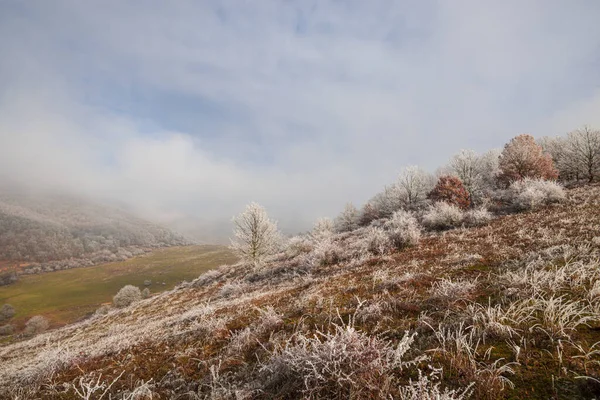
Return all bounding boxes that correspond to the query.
[565,126,600,183]
[448,149,499,205]
[395,166,434,210]
[368,185,402,219]
[230,202,281,265]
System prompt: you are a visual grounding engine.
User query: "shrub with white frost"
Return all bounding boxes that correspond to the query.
[309,238,343,267]
[0,324,14,336]
[384,210,421,249]
[259,318,423,399]
[0,304,15,322]
[398,371,474,400]
[285,235,314,258]
[113,285,142,308]
[363,227,392,255]
[509,178,565,210]
[422,202,464,230]
[311,217,334,241]
[24,315,49,337]
[463,207,493,227]
[95,305,111,316]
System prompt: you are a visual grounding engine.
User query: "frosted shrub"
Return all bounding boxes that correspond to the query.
[219,281,247,298]
[422,202,464,230]
[0,304,15,322]
[398,371,473,400]
[259,319,423,398]
[384,210,421,249]
[311,217,334,241]
[364,227,392,256]
[95,305,111,316]
[0,324,14,336]
[509,178,565,210]
[285,235,314,258]
[310,238,343,267]
[113,285,142,308]
[463,208,493,227]
[193,268,223,287]
[24,315,49,337]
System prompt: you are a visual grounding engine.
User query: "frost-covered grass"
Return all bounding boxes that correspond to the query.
[2,184,600,399]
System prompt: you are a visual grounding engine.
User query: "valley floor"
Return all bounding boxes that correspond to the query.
[0,245,236,329]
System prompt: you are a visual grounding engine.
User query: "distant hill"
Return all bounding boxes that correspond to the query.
[0,190,191,277]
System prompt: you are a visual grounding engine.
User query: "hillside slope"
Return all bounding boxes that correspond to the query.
[1,185,600,399]
[0,191,190,278]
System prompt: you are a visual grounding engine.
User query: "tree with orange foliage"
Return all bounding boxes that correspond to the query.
[497,134,558,187]
[428,176,471,210]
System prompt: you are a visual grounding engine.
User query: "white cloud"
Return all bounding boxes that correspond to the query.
[0,0,599,241]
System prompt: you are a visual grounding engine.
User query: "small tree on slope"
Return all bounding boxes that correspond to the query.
[428,175,471,210]
[497,134,557,187]
[230,202,281,265]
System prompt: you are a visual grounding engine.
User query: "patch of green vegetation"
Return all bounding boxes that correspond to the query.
[0,245,237,327]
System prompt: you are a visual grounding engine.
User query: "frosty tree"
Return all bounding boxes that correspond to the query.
[428,175,471,210]
[566,126,600,183]
[334,203,359,232]
[497,134,557,187]
[230,202,281,265]
[448,149,499,203]
[396,166,434,210]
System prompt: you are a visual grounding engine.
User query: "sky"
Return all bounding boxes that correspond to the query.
[0,0,599,241]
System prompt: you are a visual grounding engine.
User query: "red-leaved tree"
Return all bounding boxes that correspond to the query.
[497,134,558,187]
[428,176,471,210]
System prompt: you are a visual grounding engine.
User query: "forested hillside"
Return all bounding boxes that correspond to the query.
[0,191,190,277]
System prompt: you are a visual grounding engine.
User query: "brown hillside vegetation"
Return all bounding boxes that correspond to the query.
[1,185,600,399]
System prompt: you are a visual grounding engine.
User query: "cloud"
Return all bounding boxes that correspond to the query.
[0,0,599,241]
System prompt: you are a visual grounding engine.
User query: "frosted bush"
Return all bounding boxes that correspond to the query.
[24,316,49,337]
[0,324,14,336]
[113,285,142,308]
[310,238,343,267]
[398,371,473,399]
[259,319,424,398]
[463,208,493,227]
[219,281,247,298]
[363,227,392,256]
[285,235,314,258]
[311,217,334,241]
[193,268,223,287]
[422,202,464,230]
[0,304,15,322]
[384,210,421,249]
[509,178,565,210]
[95,305,111,316]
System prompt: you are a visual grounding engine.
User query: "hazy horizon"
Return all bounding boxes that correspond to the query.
[1,1,600,241]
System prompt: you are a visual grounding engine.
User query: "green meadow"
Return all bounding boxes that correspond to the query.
[0,245,236,328]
